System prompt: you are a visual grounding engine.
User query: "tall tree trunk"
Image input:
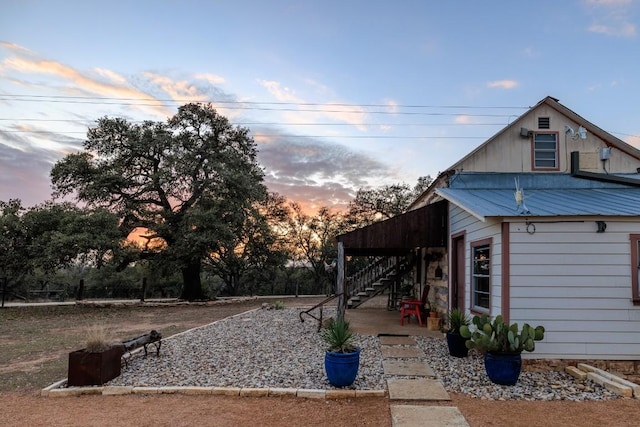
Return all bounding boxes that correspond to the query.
[180,261,205,301]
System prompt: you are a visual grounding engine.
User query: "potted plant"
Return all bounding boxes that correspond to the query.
[320,318,360,387]
[67,325,124,387]
[460,314,545,385]
[445,308,471,358]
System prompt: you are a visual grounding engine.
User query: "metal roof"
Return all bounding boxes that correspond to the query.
[436,173,640,221]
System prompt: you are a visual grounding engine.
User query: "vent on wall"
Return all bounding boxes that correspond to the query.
[538,117,550,129]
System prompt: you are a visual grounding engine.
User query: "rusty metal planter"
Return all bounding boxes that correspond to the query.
[67,346,124,387]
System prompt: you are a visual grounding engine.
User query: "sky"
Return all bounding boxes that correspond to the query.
[1,0,639,212]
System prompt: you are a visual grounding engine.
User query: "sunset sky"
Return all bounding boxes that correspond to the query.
[1,0,639,212]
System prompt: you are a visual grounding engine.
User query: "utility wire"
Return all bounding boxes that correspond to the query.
[0,93,529,110]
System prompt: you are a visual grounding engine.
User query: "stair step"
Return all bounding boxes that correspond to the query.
[365,288,375,292]
[357,292,369,297]
[350,296,361,302]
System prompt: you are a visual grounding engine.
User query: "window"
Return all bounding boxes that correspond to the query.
[471,239,491,312]
[630,234,640,305]
[538,117,550,129]
[533,132,558,169]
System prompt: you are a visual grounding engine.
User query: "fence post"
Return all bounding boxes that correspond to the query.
[140,277,147,302]
[76,279,84,301]
[1,277,7,308]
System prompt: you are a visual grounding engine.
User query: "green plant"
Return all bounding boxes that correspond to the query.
[446,308,470,334]
[460,314,545,353]
[274,300,285,310]
[320,318,356,353]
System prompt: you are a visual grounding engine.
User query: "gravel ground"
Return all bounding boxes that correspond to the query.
[108,306,621,401]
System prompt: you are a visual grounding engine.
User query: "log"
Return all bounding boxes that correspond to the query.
[122,330,162,357]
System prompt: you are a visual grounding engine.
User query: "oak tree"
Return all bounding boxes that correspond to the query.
[51,103,268,300]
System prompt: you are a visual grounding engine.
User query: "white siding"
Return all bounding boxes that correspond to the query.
[508,219,640,360]
[449,205,503,315]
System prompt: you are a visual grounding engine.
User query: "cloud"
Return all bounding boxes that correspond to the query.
[195,73,225,85]
[0,43,396,211]
[257,79,369,131]
[0,138,59,207]
[486,80,519,89]
[254,128,390,209]
[584,0,637,37]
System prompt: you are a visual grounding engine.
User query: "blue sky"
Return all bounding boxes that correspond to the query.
[1,0,639,211]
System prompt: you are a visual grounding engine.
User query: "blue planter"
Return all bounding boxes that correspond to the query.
[446,332,469,358]
[324,348,360,387]
[484,352,522,385]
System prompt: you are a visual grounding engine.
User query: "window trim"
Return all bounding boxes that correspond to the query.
[470,237,492,314]
[531,131,560,171]
[630,234,640,305]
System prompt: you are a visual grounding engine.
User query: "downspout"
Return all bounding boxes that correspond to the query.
[570,151,640,188]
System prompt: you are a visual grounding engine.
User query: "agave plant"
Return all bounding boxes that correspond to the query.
[320,318,357,353]
[460,314,545,353]
[446,308,471,334]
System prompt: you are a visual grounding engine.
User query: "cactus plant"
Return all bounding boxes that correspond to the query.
[460,314,545,354]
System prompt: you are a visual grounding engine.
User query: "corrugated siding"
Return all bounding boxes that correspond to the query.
[508,219,640,359]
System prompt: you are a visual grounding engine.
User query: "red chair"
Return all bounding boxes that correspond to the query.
[400,300,423,326]
[400,285,430,327]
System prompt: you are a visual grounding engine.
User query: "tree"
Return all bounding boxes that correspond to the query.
[50,103,268,301]
[346,175,432,228]
[285,203,346,294]
[204,192,291,296]
[0,200,30,295]
[0,199,121,299]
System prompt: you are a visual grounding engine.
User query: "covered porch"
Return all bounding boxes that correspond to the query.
[334,200,449,323]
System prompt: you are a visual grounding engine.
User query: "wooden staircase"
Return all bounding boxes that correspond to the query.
[346,255,414,309]
[299,254,415,330]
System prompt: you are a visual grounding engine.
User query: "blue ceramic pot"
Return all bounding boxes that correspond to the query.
[446,332,469,358]
[324,348,360,387]
[484,352,522,385]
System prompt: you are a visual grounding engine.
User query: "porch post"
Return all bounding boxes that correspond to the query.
[337,241,345,321]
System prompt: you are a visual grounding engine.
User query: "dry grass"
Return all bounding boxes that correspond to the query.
[0,297,323,393]
[83,324,116,352]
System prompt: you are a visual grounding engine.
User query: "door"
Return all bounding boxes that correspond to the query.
[451,235,465,310]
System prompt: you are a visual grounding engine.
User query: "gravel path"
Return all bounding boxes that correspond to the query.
[108,306,621,401]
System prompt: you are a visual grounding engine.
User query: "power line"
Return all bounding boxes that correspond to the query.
[0,129,488,139]
[0,93,529,110]
[0,118,508,127]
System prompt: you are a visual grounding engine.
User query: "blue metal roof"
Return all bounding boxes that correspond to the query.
[436,173,640,220]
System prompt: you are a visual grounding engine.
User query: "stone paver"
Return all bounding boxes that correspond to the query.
[379,335,416,346]
[383,359,435,377]
[387,378,450,401]
[381,346,425,358]
[391,405,470,427]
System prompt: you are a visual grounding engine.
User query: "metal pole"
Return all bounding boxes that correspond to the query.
[336,242,345,322]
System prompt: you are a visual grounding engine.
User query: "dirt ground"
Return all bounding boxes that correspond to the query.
[2,297,640,426]
[2,391,640,427]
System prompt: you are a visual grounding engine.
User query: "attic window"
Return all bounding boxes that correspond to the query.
[538,117,550,129]
[532,132,559,170]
